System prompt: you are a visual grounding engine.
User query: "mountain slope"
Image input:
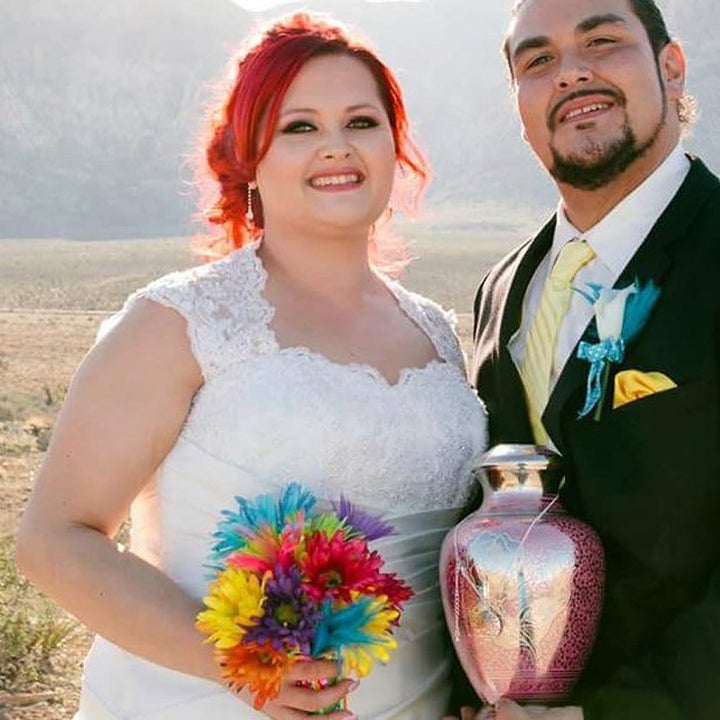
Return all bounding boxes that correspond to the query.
[0,0,717,238]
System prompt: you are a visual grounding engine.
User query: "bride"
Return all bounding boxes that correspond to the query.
[16,13,487,719]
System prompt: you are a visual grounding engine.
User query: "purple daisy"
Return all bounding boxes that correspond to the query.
[334,496,396,541]
[243,565,321,656]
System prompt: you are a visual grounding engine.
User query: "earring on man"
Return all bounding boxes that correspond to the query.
[247,181,256,222]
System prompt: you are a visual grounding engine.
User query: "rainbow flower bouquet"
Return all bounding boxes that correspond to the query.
[196,483,414,711]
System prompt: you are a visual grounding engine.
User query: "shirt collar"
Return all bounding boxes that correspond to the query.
[552,143,691,277]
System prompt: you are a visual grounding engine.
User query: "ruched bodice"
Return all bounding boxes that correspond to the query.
[76,242,487,719]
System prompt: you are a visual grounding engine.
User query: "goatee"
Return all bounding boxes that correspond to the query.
[549,117,664,191]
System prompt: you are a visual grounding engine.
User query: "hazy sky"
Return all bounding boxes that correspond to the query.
[233,0,423,9]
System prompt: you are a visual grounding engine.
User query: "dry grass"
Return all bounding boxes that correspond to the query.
[0,228,521,718]
[0,238,194,312]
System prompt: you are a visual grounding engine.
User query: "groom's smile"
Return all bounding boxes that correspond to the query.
[559,102,612,125]
[549,89,622,130]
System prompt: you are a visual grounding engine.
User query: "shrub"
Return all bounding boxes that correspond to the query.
[0,535,77,690]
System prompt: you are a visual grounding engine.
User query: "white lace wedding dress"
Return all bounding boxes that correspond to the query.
[75,242,487,719]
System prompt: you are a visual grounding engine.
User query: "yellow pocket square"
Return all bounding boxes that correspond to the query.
[613,369,677,409]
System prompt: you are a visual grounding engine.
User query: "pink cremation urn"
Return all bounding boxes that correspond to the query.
[440,444,605,705]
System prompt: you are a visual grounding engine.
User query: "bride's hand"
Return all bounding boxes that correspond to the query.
[256,658,358,719]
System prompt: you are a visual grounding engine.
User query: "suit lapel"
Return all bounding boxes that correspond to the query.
[492,218,556,442]
[542,157,719,450]
[615,158,718,286]
[500,217,556,347]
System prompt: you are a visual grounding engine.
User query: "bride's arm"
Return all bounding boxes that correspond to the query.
[15,299,354,716]
[15,299,218,679]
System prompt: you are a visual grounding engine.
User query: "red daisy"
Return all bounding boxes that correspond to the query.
[373,572,415,612]
[300,530,382,602]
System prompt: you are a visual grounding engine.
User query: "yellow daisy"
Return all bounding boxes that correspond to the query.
[196,567,267,649]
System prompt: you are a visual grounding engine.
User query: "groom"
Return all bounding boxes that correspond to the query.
[461,0,720,718]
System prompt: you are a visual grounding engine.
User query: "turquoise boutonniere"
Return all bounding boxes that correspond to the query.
[575,279,661,420]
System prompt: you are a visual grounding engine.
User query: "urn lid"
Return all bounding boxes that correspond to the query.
[478,444,565,493]
[479,444,562,470]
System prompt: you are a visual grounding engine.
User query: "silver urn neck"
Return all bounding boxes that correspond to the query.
[476,444,565,497]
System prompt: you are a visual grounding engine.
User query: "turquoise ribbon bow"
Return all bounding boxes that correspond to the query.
[575,279,660,421]
[576,337,625,418]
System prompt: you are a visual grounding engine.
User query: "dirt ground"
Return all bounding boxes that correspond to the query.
[0,311,102,720]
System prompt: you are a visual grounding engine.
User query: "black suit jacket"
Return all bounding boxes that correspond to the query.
[471,158,720,720]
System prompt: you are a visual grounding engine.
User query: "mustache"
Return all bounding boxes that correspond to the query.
[548,88,625,130]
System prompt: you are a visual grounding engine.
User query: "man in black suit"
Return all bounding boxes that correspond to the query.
[462,0,720,718]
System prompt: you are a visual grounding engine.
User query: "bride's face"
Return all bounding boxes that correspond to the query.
[255,53,396,238]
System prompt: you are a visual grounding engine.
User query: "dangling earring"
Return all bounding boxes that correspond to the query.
[246,181,256,223]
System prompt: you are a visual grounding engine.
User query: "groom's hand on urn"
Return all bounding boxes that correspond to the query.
[493,699,583,719]
[442,700,583,720]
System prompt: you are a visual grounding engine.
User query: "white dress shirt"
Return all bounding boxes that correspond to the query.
[508,144,690,397]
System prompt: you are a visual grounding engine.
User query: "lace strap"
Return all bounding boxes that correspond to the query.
[388,281,467,373]
[109,246,275,380]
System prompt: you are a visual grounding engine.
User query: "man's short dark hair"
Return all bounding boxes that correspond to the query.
[625,0,671,54]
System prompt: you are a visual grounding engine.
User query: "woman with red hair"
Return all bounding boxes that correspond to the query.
[17,13,487,719]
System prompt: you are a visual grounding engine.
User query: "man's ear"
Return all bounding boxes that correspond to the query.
[659,40,686,101]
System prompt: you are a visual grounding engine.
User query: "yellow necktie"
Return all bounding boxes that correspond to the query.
[520,239,595,445]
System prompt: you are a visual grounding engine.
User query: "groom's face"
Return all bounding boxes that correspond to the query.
[506,0,684,190]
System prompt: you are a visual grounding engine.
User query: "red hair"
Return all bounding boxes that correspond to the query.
[193,12,428,273]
